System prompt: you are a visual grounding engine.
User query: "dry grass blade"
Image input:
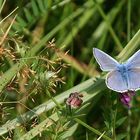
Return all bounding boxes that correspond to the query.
[97,131,106,140]
[0,0,6,14]
[0,7,18,24]
[0,14,17,46]
[56,48,99,77]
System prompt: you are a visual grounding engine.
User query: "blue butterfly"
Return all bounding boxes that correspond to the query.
[93,48,140,92]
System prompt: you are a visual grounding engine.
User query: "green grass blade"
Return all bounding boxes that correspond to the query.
[88,0,125,48]
[27,6,84,57]
[0,61,24,92]
[127,0,131,42]
[19,113,59,140]
[36,0,45,13]
[58,3,95,47]
[24,8,33,22]
[0,0,6,14]
[134,121,140,140]
[51,0,71,10]
[74,118,111,140]
[93,0,123,51]
[31,0,39,17]
[117,28,140,62]
[0,0,3,8]
[16,16,27,27]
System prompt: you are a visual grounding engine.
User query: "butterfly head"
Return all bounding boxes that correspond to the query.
[117,64,129,73]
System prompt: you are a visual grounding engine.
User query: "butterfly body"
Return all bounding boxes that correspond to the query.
[93,48,140,92]
[117,64,129,86]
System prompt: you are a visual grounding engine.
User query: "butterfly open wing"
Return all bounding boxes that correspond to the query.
[106,70,128,92]
[128,68,140,90]
[126,50,140,68]
[93,48,119,71]
[93,48,140,92]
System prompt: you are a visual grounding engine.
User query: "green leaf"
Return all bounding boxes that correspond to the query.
[24,8,33,22]
[116,133,127,140]
[16,16,27,27]
[36,0,45,13]
[116,116,127,128]
[31,0,39,17]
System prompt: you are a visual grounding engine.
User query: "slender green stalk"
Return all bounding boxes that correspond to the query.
[46,89,63,110]
[127,109,131,140]
[86,131,89,140]
[58,1,95,48]
[88,0,125,48]
[127,1,131,140]
[0,0,3,8]
[127,0,131,42]
[70,31,74,87]
[74,118,112,140]
[93,0,123,51]
[112,108,117,140]
[134,121,140,140]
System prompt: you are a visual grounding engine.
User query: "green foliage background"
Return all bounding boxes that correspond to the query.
[0,0,140,139]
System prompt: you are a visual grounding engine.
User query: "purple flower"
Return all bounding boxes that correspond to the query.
[119,90,135,108]
[66,92,83,108]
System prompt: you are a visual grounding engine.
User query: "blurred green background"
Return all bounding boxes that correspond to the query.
[0,0,140,139]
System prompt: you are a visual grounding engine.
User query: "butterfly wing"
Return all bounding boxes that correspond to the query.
[126,50,140,68]
[128,68,140,90]
[106,70,128,92]
[93,48,119,71]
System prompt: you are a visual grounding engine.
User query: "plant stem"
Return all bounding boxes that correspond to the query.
[46,89,63,110]
[127,109,131,140]
[134,120,140,140]
[112,108,117,140]
[126,1,131,139]
[74,118,112,140]
[93,0,123,51]
[127,0,131,42]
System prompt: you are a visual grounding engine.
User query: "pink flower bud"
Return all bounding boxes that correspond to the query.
[66,92,83,108]
[119,90,135,108]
